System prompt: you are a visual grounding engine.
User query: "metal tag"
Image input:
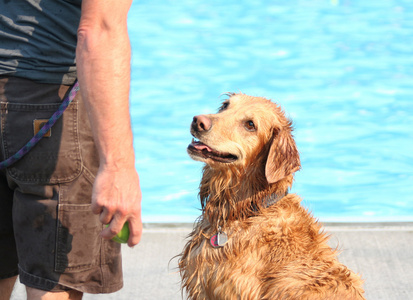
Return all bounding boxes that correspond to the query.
[210,230,228,248]
[217,231,228,246]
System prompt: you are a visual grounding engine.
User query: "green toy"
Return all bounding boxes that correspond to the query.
[106,221,130,243]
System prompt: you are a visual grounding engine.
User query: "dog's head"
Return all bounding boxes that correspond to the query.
[187,93,301,184]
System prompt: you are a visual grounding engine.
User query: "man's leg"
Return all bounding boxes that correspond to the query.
[0,276,18,300]
[26,287,83,300]
[3,79,122,295]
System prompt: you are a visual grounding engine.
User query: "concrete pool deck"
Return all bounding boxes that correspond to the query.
[10,222,413,300]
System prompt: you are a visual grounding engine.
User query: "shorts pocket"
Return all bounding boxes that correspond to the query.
[2,101,82,184]
[55,203,102,273]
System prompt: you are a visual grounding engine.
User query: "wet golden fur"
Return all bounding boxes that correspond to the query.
[179,94,365,299]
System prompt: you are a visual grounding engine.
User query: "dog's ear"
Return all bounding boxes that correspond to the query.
[265,127,301,184]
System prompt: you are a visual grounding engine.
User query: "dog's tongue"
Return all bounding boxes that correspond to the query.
[192,141,213,152]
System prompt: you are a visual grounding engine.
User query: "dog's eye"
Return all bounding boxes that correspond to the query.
[244,120,256,131]
[219,102,229,112]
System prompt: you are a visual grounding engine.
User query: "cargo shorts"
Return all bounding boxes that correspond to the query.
[0,76,123,293]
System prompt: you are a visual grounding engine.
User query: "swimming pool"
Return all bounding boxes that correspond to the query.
[127,0,413,222]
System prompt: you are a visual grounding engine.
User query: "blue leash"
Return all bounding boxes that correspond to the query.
[0,81,80,169]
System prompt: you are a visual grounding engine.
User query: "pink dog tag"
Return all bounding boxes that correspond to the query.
[210,234,220,248]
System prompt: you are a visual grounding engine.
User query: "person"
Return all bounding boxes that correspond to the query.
[0,0,142,299]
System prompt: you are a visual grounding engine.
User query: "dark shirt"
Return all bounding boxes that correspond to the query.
[0,0,82,85]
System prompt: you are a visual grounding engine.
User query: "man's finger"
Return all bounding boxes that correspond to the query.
[127,217,142,247]
[98,207,113,225]
[91,200,103,215]
[101,216,126,240]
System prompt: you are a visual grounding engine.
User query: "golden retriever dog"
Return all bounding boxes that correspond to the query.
[178,94,365,300]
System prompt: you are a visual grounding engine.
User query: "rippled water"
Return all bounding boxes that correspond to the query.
[127,0,413,222]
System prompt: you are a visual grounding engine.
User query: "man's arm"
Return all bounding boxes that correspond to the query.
[76,0,142,247]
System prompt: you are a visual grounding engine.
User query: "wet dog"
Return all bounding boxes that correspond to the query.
[178,94,365,299]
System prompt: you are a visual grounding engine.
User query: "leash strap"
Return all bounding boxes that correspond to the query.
[0,80,80,170]
[250,191,288,212]
[262,191,288,208]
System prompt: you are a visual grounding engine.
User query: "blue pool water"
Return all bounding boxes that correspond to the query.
[127,0,413,222]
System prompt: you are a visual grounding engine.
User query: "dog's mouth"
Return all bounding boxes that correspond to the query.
[187,139,238,163]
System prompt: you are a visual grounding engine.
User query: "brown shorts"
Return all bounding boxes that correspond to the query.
[0,77,123,294]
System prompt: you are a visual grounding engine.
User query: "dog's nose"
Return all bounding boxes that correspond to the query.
[192,115,212,132]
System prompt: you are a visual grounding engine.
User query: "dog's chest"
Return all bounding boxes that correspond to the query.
[184,226,266,298]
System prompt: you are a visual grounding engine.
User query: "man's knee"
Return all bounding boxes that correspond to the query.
[26,287,83,300]
[0,276,18,300]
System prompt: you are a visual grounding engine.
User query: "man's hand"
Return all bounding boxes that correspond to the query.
[91,165,142,247]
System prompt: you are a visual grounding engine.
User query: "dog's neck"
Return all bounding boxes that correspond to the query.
[199,164,294,227]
